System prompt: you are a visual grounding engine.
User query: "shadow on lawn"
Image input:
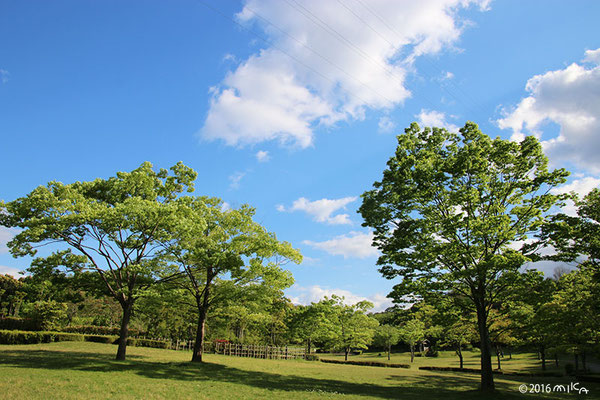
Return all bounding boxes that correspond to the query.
[0,348,530,399]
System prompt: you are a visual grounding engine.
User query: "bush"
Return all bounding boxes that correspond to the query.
[320,359,410,368]
[84,335,117,344]
[0,330,83,344]
[0,317,39,331]
[115,338,170,349]
[62,325,143,337]
[425,349,439,357]
[21,301,68,331]
[305,354,320,361]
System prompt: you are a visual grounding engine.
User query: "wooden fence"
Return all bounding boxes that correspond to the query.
[214,342,306,360]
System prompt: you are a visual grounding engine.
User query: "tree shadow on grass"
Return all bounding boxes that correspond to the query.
[0,348,543,399]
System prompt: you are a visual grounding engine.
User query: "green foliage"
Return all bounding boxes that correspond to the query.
[0,329,84,344]
[0,161,198,360]
[21,300,68,331]
[359,121,569,389]
[0,317,39,331]
[0,274,26,317]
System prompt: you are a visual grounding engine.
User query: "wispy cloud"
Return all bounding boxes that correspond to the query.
[288,284,393,312]
[228,171,246,190]
[278,196,357,225]
[255,150,270,162]
[303,231,378,259]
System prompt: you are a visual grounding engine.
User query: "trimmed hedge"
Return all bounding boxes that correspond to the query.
[418,366,562,377]
[0,330,169,349]
[305,354,320,361]
[0,317,39,332]
[320,359,410,368]
[0,330,84,344]
[62,325,143,337]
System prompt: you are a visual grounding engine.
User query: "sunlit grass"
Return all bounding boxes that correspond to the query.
[0,342,597,399]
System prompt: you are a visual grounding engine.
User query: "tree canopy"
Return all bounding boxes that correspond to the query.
[359,122,569,390]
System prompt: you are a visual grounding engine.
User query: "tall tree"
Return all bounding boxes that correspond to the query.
[359,122,569,391]
[399,318,426,363]
[163,197,301,362]
[0,162,196,360]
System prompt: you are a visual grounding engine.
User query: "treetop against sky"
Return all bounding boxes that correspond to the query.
[1,0,599,311]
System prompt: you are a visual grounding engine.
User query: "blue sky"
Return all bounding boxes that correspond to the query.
[1,0,599,311]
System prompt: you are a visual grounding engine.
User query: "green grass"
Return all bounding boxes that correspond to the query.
[0,342,597,399]
[319,350,567,374]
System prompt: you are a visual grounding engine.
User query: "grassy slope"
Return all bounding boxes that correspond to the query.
[0,342,597,399]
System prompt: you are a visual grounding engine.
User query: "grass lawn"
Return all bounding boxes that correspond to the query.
[1,342,597,399]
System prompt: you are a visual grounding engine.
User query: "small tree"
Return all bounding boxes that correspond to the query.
[399,318,426,363]
[373,324,401,360]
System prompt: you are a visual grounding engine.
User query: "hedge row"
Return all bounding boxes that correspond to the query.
[0,317,39,332]
[320,359,410,368]
[0,330,169,349]
[418,366,562,377]
[62,325,143,337]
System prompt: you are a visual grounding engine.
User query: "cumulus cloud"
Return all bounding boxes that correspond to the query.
[551,176,600,216]
[200,0,489,148]
[303,231,378,259]
[497,48,600,173]
[279,196,357,224]
[288,284,393,312]
[416,109,459,131]
[255,150,270,162]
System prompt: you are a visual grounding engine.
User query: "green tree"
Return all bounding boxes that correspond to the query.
[373,324,401,360]
[399,318,426,363]
[164,197,301,362]
[320,296,379,361]
[0,274,26,317]
[359,122,569,391]
[0,162,196,360]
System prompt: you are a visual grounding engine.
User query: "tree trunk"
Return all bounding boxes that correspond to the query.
[410,344,415,363]
[555,353,559,367]
[307,338,312,355]
[457,346,464,369]
[388,344,391,361]
[475,299,495,391]
[191,305,208,362]
[495,344,501,370]
[344,347,349,361]
[116,300,134,361]
[540,345,546,371]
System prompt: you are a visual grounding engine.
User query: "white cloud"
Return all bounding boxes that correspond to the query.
[200,0,489,148]
[0,226,18,254]
[0,265,24,277]
[288,284,393,312]
[255,150,270,162]
[303,231,378,259]
[584,48,600,65]
[416,109,459,131]
[229,171,246,190]
[551,176,600,216]
[497,48,600,173]
[378,116,395,133]
[279,196,357,224]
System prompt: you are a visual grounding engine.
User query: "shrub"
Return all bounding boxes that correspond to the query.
[320,359,410,368]
[0,317,39,331]
[425,349,439,357]
[21,301,68,331]
[0,330,82,344]
[305,354,320,361]
[62,325,143,337]
[84,335,117,344]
